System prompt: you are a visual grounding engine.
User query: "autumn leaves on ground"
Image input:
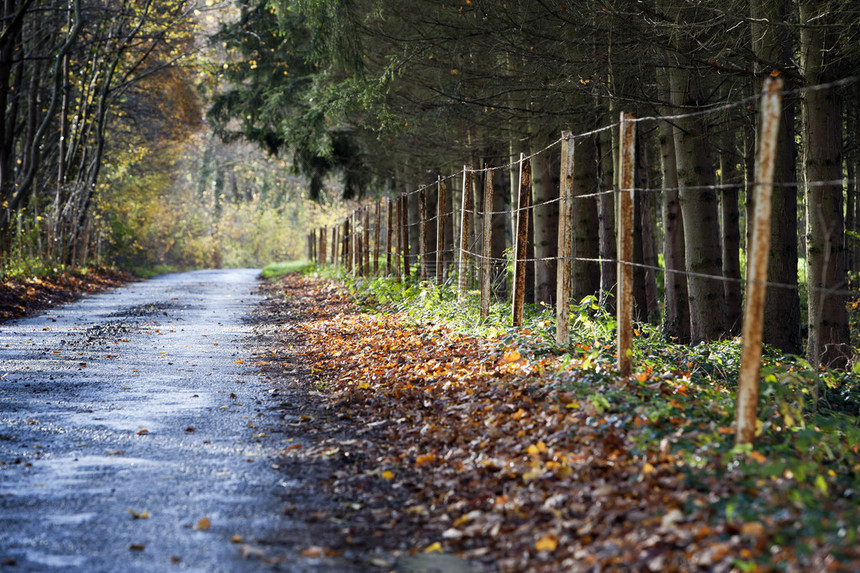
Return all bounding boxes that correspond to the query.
[260,273,858,572]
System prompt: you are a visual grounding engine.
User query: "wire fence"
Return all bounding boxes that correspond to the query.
[305,76,860,446]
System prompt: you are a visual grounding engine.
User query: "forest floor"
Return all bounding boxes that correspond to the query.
[0,268,132,321]
[258,272,860,573]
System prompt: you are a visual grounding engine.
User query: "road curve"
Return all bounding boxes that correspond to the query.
[0,270,324,572]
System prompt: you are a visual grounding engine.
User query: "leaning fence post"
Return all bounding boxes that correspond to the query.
[736,77,783,446]
[480,166,494,320]
[513,155,531,327]
[617,113,636,376]
[458,167,472,301]
[419,187,428,282]
[557,134,574,344]
[436,177,447,285]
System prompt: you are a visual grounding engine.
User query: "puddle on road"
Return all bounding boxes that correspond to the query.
[45,512,97,525]
[23,551,87,568]
[0,455,164,496]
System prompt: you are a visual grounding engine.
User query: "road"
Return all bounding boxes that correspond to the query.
[0,269,334,572]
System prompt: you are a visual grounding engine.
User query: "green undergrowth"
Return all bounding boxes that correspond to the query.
[261,260,314,279]
[309,267,860,566]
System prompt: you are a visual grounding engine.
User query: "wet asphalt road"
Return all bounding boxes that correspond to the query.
[0,269,322,572]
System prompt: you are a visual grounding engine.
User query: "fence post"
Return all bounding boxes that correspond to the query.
[363,206,370,276]
[513,155,531,327]
[319,226,327,267]
[557,134,574,344]
[458,167,472,301]
[344,218,351,271]
[331,226,338,266]
[480,166,494,320]
[400,194,410,278]
[374,201,381,275]
[394,196,403,280]
[436,177,447,285]
[386,198,394,275]
[617,113,636,376]
[419,187,428,282]
[736,77,783,446]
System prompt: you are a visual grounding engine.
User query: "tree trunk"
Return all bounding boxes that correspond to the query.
[799,1,850,368]
[719,123,743,336]
[669,63,727,343]
[491,161,508,300]
[571,134,600,305]
[597,125,617,311]
[658,100,691,343]
[751,0,802,354]
[531,134,558,305]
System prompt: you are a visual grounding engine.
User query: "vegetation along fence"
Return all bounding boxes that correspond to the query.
[305,77,860,448]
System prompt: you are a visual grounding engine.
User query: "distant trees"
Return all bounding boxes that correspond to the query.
[0,0,200,268]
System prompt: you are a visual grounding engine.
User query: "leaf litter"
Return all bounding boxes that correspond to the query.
[256,273,859,572]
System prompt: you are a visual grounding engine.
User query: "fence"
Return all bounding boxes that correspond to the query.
[304,77,859,447]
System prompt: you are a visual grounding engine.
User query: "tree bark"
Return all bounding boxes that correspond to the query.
[571,134,600,305]
[669,63,727,343]
[531,133,558,305]
[751,0,802,354]
[799,1,850,368]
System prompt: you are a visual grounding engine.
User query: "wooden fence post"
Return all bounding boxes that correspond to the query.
[736,77,783,446]
[419,187,428,282]
[386,198,394,275]
[617,113,636,376]
[458,167,472,301]
[480,166,494,320]
[557,134,574,344]
[436,177,447,285]
[513,155,531,327]
[319,226,326,267]
[400,194,410,278]
[363,206,370,276]
[374,201,381,275]
[331,226,338,266]
[394,196,403,280]
[344,218,351,271]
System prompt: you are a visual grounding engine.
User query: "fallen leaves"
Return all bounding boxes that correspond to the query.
[261,274,860,572]
[128,509,149,519]
[194,516,211,531]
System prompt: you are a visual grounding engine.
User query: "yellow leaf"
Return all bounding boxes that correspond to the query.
[128,509,149,519]
[502,350,521,363]
[535,533,558,552]
[381,470,394,480]
[424,542,443,553]
[136,429,149,435]
[235,360,244,364]
[642,462,656,474]
[231,535,243,543]
[415,453,437,467]
[194,517,211,530]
